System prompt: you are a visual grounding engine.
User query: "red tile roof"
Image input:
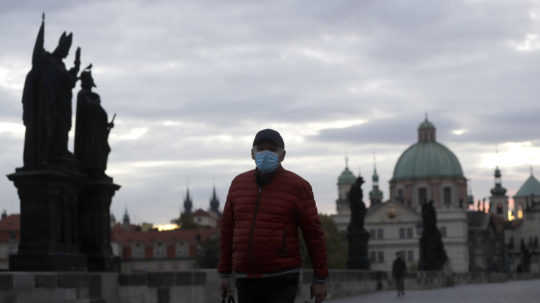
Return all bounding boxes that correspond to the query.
[0,215,20,231]
[0,214,20,242]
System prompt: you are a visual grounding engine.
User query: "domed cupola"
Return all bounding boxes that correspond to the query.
[336,157,356,215]
[338,157,356,186]
[490,166,507,196]
[392,117,464,181]
[369,163,383,206]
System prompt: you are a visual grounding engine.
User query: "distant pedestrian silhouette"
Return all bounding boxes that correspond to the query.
[392,252,407,296]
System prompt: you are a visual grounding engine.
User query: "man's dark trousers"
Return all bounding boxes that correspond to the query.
[236,273,299,303]
[395,277,404,295]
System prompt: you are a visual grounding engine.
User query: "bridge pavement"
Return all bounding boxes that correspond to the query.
[330,279,540,303]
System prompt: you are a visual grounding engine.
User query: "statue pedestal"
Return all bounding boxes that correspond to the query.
[347,228,370,269]
[7,169,87,271]
[79,177,120,271]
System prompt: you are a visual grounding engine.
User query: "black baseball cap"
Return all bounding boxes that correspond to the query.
[253,129,284,149]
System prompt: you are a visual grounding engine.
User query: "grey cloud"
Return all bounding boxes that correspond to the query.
[445,109,540,144]
[2,1,539,222]
[313,114,458,144]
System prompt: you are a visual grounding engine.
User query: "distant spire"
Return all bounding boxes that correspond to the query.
[531,166,534,176]
[425,112,428,121]
[210,185,220,214]
[122,208,130,225]
[345,155,349,168]
[183,188,193,214]
[372,153,379,183]
[369,157,383,205]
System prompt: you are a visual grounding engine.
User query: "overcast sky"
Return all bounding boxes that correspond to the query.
[1,0,540,224]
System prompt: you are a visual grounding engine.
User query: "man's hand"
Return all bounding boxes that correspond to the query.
[311,283,327,303]
[220,278,231,299]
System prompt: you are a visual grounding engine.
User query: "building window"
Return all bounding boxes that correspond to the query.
[377,251,384,263]
[418,188,427,204]
[443,187,452,207]
[407,250,414,262]
[370,251,377,263]
[176,241,188,257]
[133,242,144,258]
[497,204,503,215]
[440,226,447,238]
[122,246,131,259]
[407,228,413,239]
[154,242,166,258]
[399,228,405,239]
[377,229,384,240]
[370,229,376,239]
[397,189,404,203]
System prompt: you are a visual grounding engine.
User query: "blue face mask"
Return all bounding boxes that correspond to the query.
[255,150,280,173]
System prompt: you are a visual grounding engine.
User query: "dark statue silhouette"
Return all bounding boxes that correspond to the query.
[7,15,120,271]
[346,176,370,269]
[75,65,115,178]
[419,200,448,270]
[22,15,80,168]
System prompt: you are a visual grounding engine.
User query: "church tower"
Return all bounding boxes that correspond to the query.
[489,166,509,220]
[336,157,356,215]
[122,208,130,226]
[369,163,383,207]
[184,188,193,215]
[209,186,221,216]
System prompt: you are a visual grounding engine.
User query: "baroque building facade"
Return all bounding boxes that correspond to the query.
[505,171,540,272]
[335,118,471,272]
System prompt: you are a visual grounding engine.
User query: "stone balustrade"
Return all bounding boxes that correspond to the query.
[0,270,539,302]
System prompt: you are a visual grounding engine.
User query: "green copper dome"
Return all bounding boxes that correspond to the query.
[515,174,540,197]
[338,167,356,185]
[392,118,464,180]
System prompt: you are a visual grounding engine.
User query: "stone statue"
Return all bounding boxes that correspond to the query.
[348,176,367,228]
[8,16,121,272]
[419,200,448,270]
[346,176,370,269]
[22,15,80,168]
[74,65,114,178]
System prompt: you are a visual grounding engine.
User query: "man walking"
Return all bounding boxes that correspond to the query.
[392,252,407,297]
[218,129,328,303]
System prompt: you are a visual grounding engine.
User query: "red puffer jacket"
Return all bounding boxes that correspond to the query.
[218,167,328,280]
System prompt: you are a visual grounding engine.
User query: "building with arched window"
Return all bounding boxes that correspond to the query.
[368,118,469,272]
[337,117,472,272]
